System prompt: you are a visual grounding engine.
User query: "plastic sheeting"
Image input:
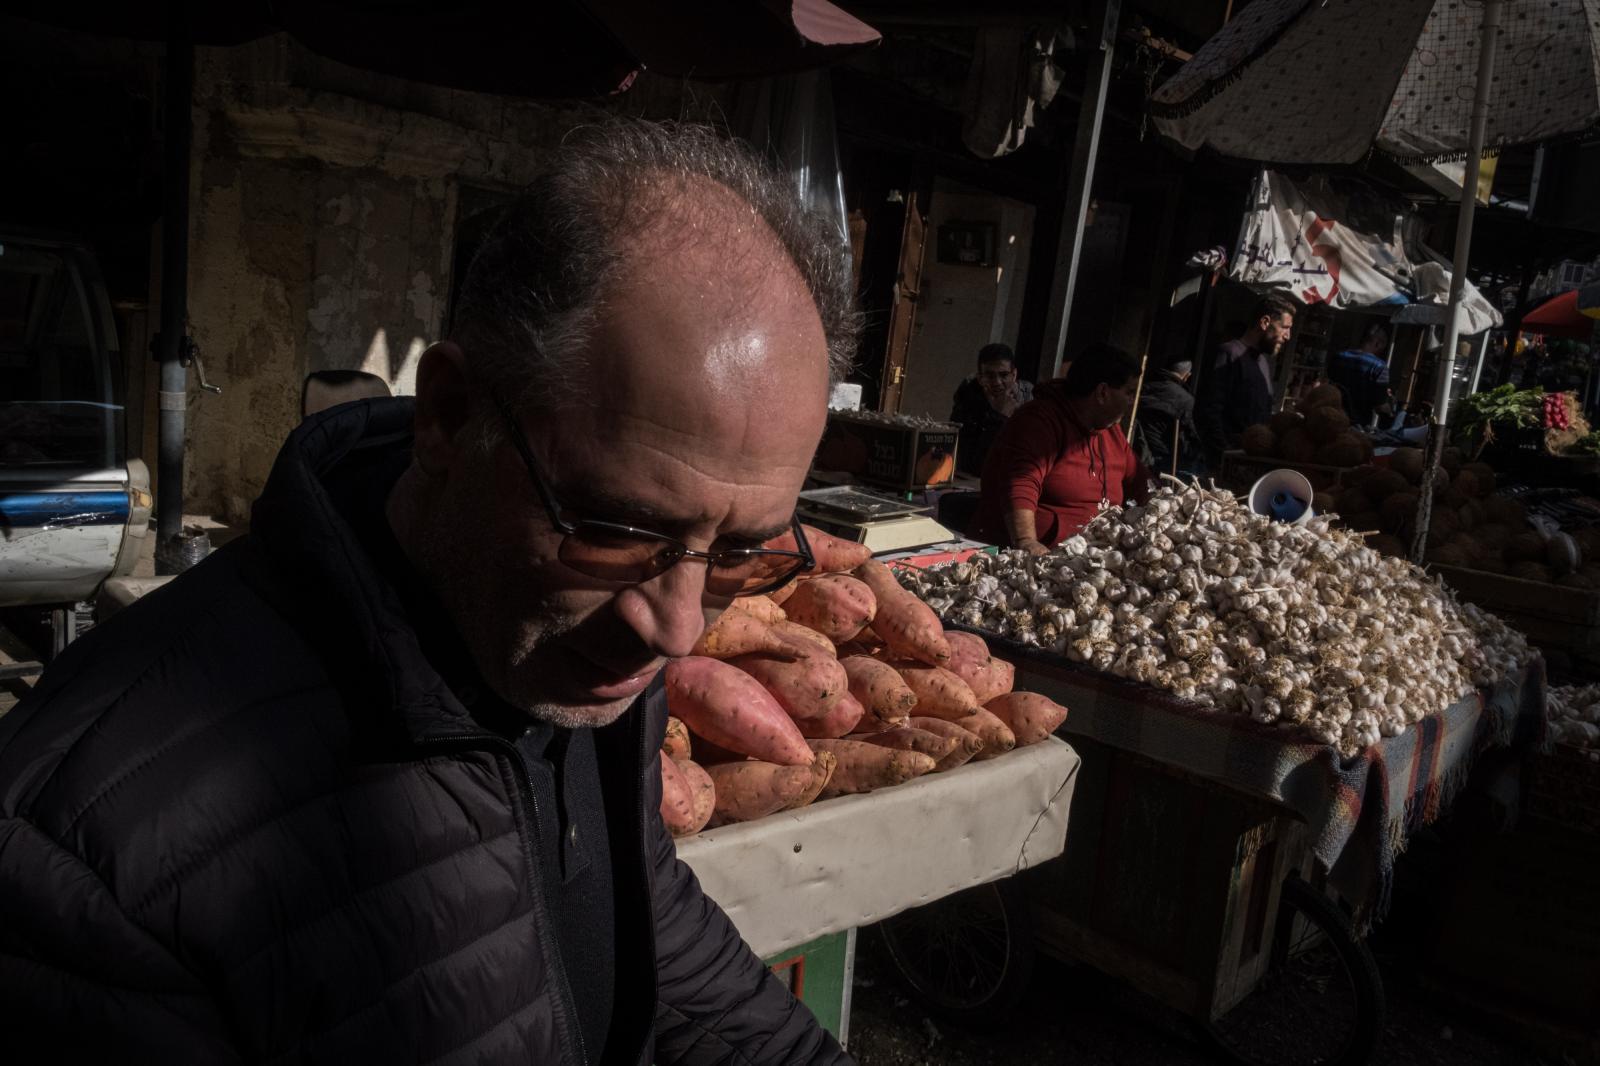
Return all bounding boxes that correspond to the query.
[676,738,1080,958]
[735,70,850,252]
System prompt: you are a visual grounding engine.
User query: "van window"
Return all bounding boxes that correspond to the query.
[0,242,122,469]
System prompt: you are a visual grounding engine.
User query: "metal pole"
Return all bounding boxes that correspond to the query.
[1045,0,1120,379]
[1468,332,1488,394]
[1411,0,1499,564]
[155,5,193,574]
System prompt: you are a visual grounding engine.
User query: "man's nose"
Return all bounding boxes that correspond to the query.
[617,563,709,659]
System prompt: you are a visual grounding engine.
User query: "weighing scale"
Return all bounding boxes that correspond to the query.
[796,485,958,555]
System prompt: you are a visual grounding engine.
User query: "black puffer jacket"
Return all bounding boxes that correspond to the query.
[0,400,847,1065]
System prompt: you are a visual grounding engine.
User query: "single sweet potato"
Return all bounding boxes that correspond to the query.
[693,610,810,660]
[972,657,1015,704]
[851,625,887,650]
[665,656,814,765]
[731,652,848,720]
[809,738,936,798]
[663,716,692,761]
[782,574,878,643]
[767,524,873,573]
[706,760,818,825]
[854,726,959,762]
[944,629,1013,704]
[771,620,837,658]
[955,707,1017,759]
[784,750,837,810]
[891,660,980,720]
[841,655,918,723]
[848,714,892,735]
[854,561,952,666]
[677,758,716,833]
[944,629,992,674]
[683,734,746,765]
[723,595,786,626]
[660,756,699,836]
[985,691,1068,745]
[796,692,867,739]
[911,716,987,771]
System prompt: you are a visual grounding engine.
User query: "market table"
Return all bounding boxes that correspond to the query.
[1010,647,1547,918]
[880,632,1546,1066]
[674,736,1080,1045]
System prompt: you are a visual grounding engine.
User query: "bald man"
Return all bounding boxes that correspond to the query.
[0,122,857,1063]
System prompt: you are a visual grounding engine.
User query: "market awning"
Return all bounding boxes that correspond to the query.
[1521,289,1600,340]
[1149,0,1600,165]
[14,0,882,97]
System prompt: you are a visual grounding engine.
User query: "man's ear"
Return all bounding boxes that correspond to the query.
[413,342,473,477]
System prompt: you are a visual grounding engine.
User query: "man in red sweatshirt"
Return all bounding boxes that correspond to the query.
[972,343,1152,554]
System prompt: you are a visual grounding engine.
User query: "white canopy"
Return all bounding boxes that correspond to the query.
[1232,170,1503,334]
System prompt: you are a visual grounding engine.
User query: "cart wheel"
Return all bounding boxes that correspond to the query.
[877,878,1035,1028]
[1206,875,1384,1066]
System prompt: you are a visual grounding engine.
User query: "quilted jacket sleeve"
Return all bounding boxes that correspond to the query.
[0,817,243,1062]
[646,751,851,1066]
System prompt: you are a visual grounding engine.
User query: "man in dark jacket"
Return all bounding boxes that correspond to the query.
[1196,293,1296,464]
[1133,360,1202,477]
[949,343,1034,475]
[0,122,855,1063]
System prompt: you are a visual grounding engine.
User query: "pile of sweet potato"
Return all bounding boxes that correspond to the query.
[658,528,1068,838]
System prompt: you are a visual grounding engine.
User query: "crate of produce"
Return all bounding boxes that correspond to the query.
[814,411,959,492]
[1218,450,1355,494]
[1431,564,1600,627]
[1527,742,1600,837]
[1431,564,1600,670]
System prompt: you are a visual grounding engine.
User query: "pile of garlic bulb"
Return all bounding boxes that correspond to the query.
[898,481,1531,757]
[1548,684,1600,753]
[829,410,957,430]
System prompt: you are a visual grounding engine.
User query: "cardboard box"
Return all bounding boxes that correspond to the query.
[814,414,959,492]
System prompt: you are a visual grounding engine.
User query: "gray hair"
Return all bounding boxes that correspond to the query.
[451,120,860,414]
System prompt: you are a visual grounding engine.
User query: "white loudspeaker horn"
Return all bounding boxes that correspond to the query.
[1248,468,1314,526]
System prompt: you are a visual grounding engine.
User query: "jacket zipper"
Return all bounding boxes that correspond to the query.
[416,733,590,1066]
[630,703,660,1066]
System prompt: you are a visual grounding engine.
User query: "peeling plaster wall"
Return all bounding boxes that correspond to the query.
[180,36,731,523]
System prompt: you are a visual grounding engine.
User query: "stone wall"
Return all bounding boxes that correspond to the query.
[180,35,731,522]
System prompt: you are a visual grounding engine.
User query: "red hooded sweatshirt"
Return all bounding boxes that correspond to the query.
[971,380,1150,547]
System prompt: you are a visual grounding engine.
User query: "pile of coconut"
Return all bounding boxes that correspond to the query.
[897,480,1531,757]
[1239,383,1376,469]
[1318,451,1600,588]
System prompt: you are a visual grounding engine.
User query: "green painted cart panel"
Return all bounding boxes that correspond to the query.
[764,928,857,1046]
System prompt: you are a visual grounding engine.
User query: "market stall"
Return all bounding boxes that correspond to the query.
[676,739,1077,1042]
[880,478,1543,1066]
[656,524,1082,1044]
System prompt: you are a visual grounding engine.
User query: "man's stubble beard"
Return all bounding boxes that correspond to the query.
[414,512,622,729]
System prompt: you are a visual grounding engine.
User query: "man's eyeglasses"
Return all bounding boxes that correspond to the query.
[978,367,1017,383]
[496,401,815,597]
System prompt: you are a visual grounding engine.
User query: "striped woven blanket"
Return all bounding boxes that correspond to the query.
[1002,640,1546,920]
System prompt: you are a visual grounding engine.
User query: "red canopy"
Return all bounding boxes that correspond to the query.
[1521,290,1599,341]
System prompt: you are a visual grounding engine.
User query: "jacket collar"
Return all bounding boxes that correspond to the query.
[248,398,485,746]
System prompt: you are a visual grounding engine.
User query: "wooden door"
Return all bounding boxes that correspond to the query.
[878,192,928,413]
